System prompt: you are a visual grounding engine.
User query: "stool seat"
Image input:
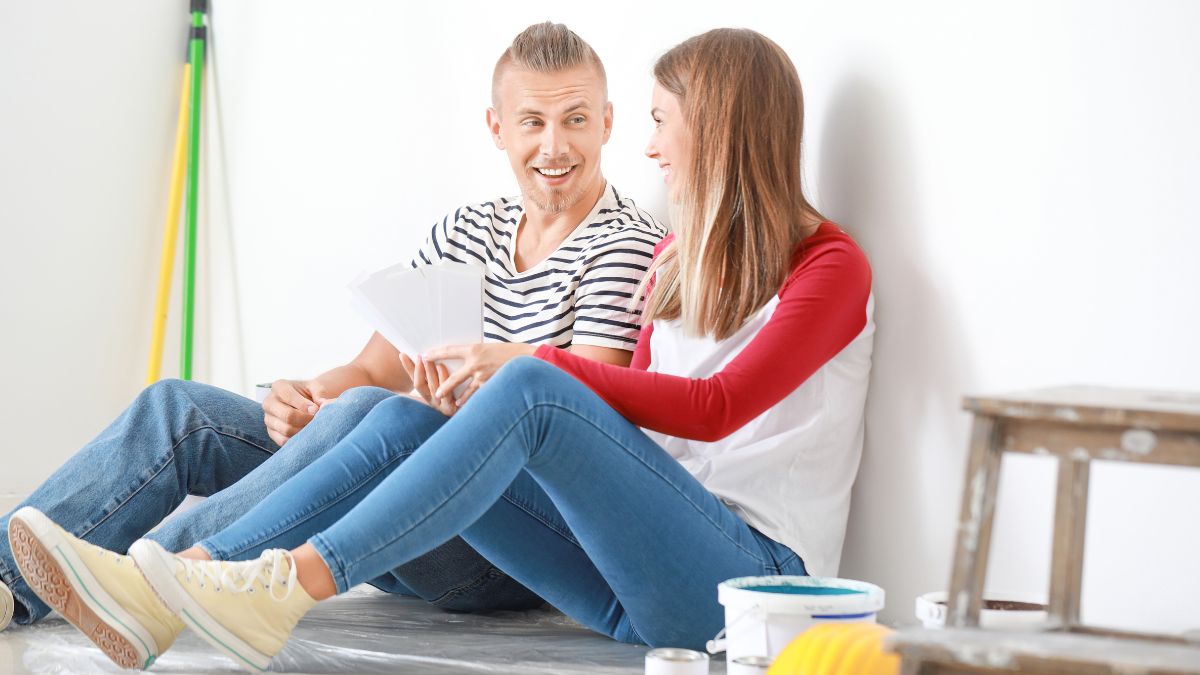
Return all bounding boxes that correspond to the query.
[888,626,1200,675]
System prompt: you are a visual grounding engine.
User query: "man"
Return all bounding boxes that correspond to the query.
[0,21,665,665]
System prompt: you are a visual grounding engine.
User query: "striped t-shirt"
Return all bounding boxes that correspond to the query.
[409,184,666,351]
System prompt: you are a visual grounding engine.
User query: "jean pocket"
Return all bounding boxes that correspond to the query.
[752,530,807,576]
[774,551,807,576]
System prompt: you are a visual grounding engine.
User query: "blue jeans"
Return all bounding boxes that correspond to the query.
[200,358,805,650]
[0,380,541,625]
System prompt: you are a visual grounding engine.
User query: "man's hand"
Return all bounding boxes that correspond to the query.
[262,379,331,446]
[425,343,537,407]
[400,354,458,417]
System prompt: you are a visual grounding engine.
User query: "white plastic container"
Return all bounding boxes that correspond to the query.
[644,647,709,675]
[709,576,885,662]
[915,590,1048,629]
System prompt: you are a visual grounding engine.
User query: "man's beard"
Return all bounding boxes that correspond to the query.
[522,177,591,214]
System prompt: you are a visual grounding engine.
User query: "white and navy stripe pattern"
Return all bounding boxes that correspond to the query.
[410,184,666,351]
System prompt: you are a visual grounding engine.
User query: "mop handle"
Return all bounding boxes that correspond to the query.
[145,61,192,384]
[180,0,206,380]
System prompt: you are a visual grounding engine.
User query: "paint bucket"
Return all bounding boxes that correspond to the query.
[709,576,885,663]
[727,655,772,675]
[915,590,1048,629]
[644,647,709,675]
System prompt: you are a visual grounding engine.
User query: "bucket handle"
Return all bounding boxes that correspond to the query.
[706,603,764,654]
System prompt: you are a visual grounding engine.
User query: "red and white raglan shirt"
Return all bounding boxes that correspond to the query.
[534,223,875,577]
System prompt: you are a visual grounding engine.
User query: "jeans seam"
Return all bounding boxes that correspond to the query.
[212,448,417,561]
[78,425,275,541]
[0,556,19,587]
[428,565,504,606]
[498,491,581,549]
[348,399,769,583]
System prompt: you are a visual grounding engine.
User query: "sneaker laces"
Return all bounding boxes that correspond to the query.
[178,550,298,602]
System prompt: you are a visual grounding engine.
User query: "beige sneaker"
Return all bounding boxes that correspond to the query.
[1,577,13,631]
[130,539,316,672]
[7,507,184,669]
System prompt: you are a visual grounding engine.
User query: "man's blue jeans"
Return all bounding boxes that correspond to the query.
[0,380,541,626]
[197,358,805,650]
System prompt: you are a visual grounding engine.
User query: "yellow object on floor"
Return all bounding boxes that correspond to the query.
[767,622,899,675]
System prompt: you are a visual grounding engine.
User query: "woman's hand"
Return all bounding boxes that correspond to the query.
[425,343,537,406]
[399,353,459,417]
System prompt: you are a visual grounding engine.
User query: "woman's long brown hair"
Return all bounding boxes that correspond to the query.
[639,29,824,340]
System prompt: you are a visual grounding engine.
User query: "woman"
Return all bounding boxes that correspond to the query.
[15,28,873,670]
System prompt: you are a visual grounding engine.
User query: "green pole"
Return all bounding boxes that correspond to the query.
[181,0,207,380]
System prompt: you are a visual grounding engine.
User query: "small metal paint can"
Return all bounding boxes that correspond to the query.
[644,647,710,675]
[727,655,772,675]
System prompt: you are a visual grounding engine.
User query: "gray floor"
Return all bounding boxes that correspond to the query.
[0,585,727,673]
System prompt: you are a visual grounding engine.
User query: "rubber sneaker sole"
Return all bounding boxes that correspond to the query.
[130,539,271,672]
[0,578,13,631]
[7,508,158,669]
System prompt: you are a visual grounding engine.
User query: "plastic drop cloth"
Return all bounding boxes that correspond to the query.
[2,584,730,673]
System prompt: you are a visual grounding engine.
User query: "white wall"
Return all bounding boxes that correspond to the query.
[0,1,190,514]
[3,0,1198,633]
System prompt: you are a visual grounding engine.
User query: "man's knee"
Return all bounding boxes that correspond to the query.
[140,378,211,404]
[324,386,395,417]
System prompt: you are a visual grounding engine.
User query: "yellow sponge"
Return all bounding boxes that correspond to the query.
[767,622,899,675]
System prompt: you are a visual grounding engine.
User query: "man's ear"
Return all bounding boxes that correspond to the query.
[486,107,505,150]
[602,101,614,144]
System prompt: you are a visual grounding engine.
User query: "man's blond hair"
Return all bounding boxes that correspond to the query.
[491,22,607,110]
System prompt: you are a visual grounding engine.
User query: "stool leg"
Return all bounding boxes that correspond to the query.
[947,415,1003,627]
[1049,457,1090,628]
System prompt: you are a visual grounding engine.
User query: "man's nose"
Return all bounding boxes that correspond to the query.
[540,124,569,159]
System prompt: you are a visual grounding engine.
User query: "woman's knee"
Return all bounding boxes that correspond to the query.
[491,356,571,397]
[359,393,447,437]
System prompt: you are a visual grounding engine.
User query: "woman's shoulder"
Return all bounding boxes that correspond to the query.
[782,222,872,294]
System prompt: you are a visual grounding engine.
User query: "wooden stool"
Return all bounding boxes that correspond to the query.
[889,386,1200,674]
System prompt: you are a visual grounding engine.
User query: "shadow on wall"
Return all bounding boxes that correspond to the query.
[815,72,977,621]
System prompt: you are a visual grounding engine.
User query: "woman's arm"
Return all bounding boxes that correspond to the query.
[535,238,871,442]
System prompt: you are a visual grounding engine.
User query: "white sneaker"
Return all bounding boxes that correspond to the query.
[7,507,184,669]
[1,577,13,631]
[131,539,316,672]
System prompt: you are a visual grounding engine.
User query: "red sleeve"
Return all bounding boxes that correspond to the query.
[535,228,871,442]
[624,235,672,371]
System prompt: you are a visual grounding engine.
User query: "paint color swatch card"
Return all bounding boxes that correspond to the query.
[348,262,484,358]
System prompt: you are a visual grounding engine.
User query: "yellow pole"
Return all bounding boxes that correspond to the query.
[146,63,193,383]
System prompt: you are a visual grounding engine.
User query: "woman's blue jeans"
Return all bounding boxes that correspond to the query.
[200,358,805,649]
[0,380,541,625]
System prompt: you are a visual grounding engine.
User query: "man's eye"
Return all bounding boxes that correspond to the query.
[569,116,586,124]
[522,119,543,127]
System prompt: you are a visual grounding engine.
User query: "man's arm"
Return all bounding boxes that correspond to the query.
[569,344,632,367]
[313,331,413,396]
[263,332,413,446]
